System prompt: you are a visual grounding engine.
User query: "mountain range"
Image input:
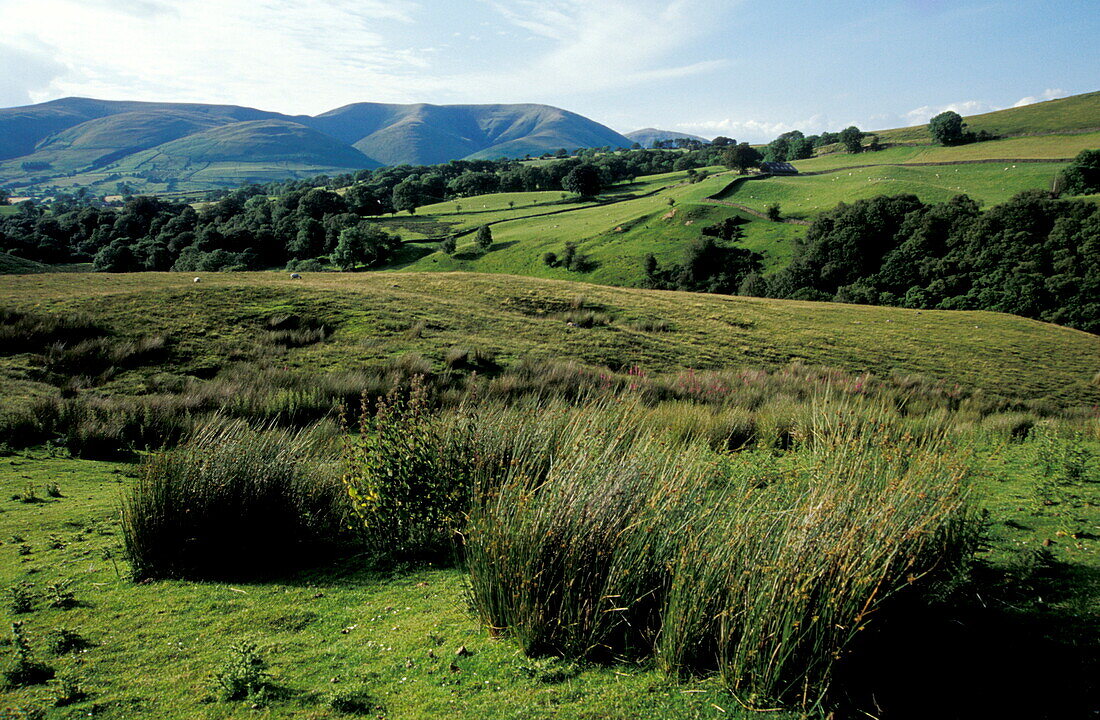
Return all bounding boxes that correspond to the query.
[0,97,635,192]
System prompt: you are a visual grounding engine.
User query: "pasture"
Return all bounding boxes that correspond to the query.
[0,271,1097,718]
[715,162,1064,219]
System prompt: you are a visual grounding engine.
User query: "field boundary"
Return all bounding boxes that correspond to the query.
[404,181,685,243]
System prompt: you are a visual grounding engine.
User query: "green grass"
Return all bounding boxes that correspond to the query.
[875,90,1100,144]
[0,253,50,275]
[397,171,803,283]
[716,162,1063,219]
[0,272,1096,409]
[1,408,1095,717]
[796,132,1099,173]
[0,450,762,719]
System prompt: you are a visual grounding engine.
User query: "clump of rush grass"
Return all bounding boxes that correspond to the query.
[121,417,351,580]
[456,396,981,711]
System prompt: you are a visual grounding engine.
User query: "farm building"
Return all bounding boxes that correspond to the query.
[760,161,799,175]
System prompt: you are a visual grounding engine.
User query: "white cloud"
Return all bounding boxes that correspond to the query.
[675,114,835,143]
[0,41,66,107]
[903,100,999,124]
[1012,88,1065,108]
[0,0,431,114]
[469,0,727,96]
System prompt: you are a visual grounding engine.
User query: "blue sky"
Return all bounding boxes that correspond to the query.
[0,0,1096,142]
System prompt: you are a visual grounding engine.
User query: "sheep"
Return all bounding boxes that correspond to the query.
[290,272,302,279]
[193,277,201,283]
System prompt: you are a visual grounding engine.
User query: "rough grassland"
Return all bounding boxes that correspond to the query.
[0,272,1096,408]
[0,451,758,720]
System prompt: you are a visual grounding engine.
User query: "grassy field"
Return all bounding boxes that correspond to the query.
[0,272,1096,408]
[0,253,49,275]
[1,269,1098,718]
[795,132,1099,173]
[0,399,1096,719]
[874,91,1100,144]
[0,449,762,720]
[715,162,1064,219]
[394,171,804,284]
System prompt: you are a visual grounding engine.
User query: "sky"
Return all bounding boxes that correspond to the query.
[0,0,1097,142]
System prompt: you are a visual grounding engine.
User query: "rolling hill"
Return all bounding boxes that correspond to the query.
[625,128,710,147]
[875,90,1100,145]
[0,97,632,192]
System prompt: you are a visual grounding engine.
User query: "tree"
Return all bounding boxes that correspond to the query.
[392,178,420,215]
[331,222,400,270]
[561,164,602,198]
[711,136,734,147]
[1056,149,1100,196]
[785,136,814,161]
[475,225,493,252]
[440,235,457,255]
[928,111,966,146]
[0,188,8,206]
[722,143,762,174]
[839,126,864,154]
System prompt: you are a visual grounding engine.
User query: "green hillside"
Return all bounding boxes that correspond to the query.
[625,128,710,148]
[390,170,804,284]
[714,162,1064,219]
[0,251,49,274]
[0,110,224,177]
[0,271,1095,407]
[118,120,377,168]
[876,90,1100,144]
[0,98,634,194]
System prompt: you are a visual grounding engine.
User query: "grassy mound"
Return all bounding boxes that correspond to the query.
[0,272,1096,408]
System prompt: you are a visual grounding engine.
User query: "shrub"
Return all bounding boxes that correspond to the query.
[8,583,36,613]
[4,622,55,689]
[122,418,351,579]
[766,203,782,221]
[45,581,77,610]
[475,225,493,251]
[51,676,87,706]
[46,628,91,655]
[214,641,274,702]
[342,379,482,561]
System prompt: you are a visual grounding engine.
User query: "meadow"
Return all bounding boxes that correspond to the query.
[0,270,1097,718]
[713,162,1064,219]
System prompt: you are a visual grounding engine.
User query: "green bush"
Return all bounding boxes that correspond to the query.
[214,641,274,702]
[342,379,481,561]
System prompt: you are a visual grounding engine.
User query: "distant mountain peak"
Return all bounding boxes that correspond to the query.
[0,98,633,191]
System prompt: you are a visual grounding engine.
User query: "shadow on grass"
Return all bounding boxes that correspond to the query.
[835,555,1099,719]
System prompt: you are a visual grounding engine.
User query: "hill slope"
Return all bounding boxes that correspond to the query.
[1,271,1094,407]
[876,91,1100,145]
[626,128,710,147]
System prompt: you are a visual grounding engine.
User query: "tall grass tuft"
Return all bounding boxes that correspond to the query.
[456,397,980,709]
[122,418,350,580]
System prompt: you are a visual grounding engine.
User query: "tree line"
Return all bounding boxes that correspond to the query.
[0,147,730,272]
[742,188,1099,333]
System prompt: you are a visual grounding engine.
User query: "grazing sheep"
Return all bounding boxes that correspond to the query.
[290,272,302,279]
[193,277,201,283]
